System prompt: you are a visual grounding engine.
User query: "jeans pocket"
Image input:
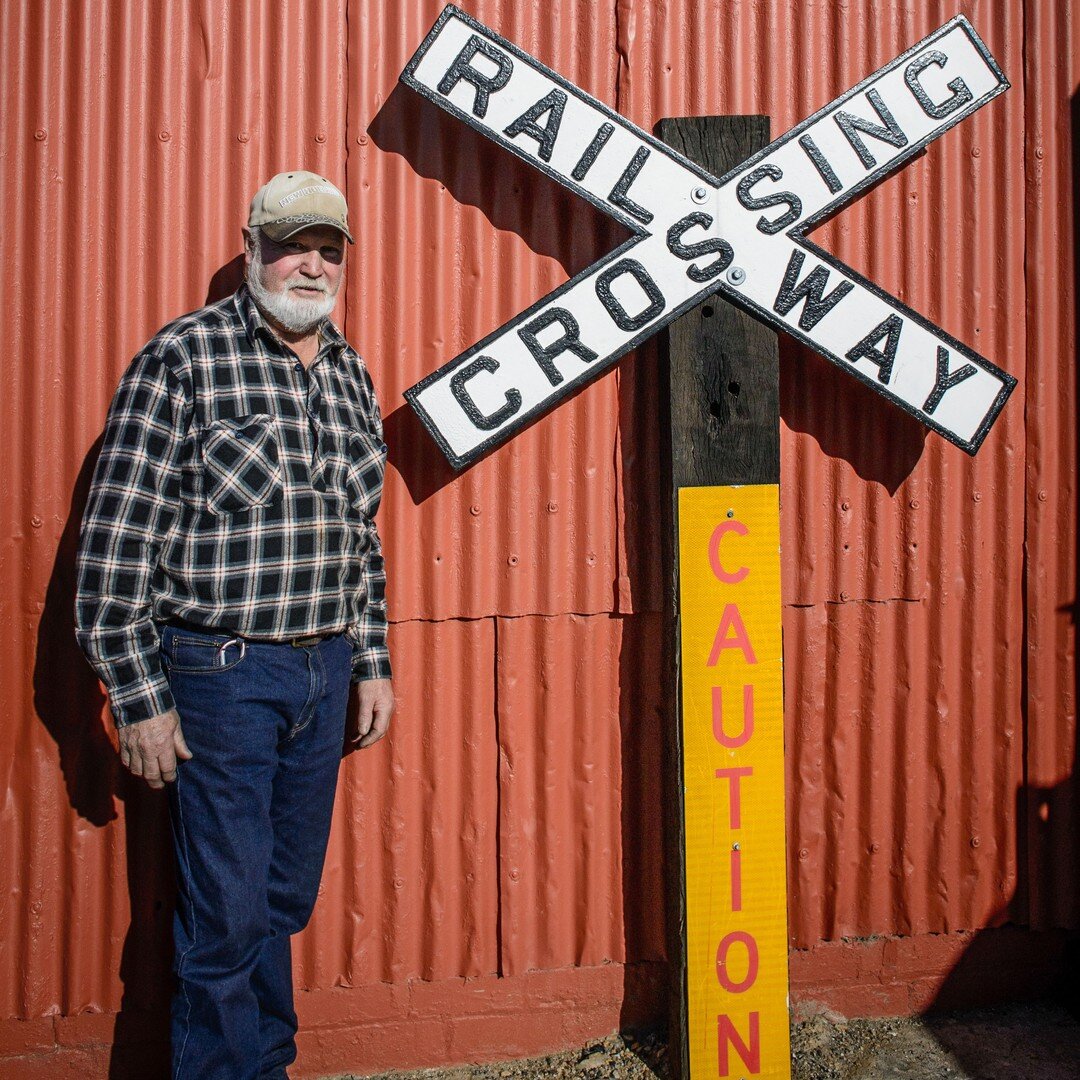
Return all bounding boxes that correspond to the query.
[164,632,248,673]
[202,414,283,515]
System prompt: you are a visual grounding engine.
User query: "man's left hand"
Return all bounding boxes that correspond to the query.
[350,678,394,749]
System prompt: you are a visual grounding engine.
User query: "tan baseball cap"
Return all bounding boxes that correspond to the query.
[248,170,354,244]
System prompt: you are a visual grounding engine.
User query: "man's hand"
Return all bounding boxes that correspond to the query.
[350,679,394,749]
[118,709,193,789]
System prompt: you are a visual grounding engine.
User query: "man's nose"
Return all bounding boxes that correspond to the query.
[298,251,325,276]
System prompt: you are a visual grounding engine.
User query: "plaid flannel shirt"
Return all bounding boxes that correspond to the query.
[76,285,391,726]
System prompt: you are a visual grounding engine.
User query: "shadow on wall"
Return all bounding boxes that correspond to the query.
[33,435,173,1078]
[30,258,253,1079]
[367,84,631,507]
[921,87,1080,1075]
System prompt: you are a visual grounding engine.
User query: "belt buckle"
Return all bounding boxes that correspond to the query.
[290,634,324,648]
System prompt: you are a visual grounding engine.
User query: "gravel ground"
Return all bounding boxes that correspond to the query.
[327,1001,1080,1080]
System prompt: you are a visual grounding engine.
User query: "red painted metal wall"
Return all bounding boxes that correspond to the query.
[1,0,1075,1074]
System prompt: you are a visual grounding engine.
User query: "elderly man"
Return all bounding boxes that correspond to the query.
[76,171,394,1079]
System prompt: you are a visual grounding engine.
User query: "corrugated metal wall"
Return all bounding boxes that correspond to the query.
[1,0,1075,1071]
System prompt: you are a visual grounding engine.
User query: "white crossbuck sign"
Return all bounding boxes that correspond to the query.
[401,5,1014,468]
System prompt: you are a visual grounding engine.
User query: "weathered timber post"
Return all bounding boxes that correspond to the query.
[658,116,787,1080]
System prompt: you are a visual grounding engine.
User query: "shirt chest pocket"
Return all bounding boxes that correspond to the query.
[201,414,284,515]
[342,428,387,519]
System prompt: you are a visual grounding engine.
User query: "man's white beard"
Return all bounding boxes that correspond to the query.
[247,248,338,335]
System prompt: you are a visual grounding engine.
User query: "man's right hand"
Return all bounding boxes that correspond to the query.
[118,709,193,789]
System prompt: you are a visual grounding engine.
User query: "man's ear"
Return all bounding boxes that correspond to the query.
[242,227,254,271]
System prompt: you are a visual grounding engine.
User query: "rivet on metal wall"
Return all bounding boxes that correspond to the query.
[585,553,596,566]
[33,128,46,141]
[469,504,481,516]
[840,591,851,602]
[1038,490,1048,502]
[357,134,369,146]
[798,848,809,860]
[909,499,919,509]
[547,501,558,513]
[841,501,850,512]
[971,146,981,158]
[315,131,327,143]
[970,837,981,848]
[30,516,43,528]
[507,554,519,567]
[973,491,982,502]
[237,132,250,143]
[159,130,171,142]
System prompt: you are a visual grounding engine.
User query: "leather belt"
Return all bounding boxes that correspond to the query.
[163,617,335,649]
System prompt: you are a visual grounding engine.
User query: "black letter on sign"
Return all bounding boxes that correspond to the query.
[450,356,522,430]
[798,134,843,195]
[774,250,855,331]
[504,89,567,163]
[572,123,614,181]
[517,307,599,387]
[923,346,977,415]
[437,35,513,120]
[596,259,666,332]
[609,147,654,225]
[835,88,909,169]
[905,50,974,120]
[736,165,803,235]
[846,314,904,385]
[667,212,734,283]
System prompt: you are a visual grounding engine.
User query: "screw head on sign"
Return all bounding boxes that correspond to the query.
[691,185,709,203]
[727,266,746,286]
[726,509,734,518]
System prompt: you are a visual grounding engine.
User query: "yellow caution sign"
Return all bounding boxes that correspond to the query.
[679,485,790,1078]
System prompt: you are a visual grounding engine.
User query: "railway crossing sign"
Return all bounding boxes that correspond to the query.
[401,5,1014,469]
[397,8,1012,1079]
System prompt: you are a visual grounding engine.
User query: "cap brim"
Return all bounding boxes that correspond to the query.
[260,218,354,245]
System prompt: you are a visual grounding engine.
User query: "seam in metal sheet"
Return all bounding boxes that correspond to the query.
[342,0,352,347]
[391,611,643,625]
[614,0,629,115]
[493,613,504,978]
[1017,0,1032,931]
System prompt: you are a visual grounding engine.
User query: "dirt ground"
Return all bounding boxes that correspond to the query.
[332,1000,1080,1080]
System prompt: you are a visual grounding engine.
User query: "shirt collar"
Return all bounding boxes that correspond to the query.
[233,283,349,363]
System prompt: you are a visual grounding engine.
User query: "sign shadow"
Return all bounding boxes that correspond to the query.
[367,83,629,270]
[368,83,630,501]
[779,334,928,493]
[918,86,1080,1071]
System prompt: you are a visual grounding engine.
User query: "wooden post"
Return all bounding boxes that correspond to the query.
[657,116,783,1079]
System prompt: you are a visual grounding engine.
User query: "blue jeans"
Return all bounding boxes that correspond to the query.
[161,625,352,1080]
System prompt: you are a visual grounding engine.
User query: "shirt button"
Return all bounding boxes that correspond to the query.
[294,362,303,373]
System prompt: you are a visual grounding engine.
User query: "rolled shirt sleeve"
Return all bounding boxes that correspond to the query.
[76,349,187,726]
